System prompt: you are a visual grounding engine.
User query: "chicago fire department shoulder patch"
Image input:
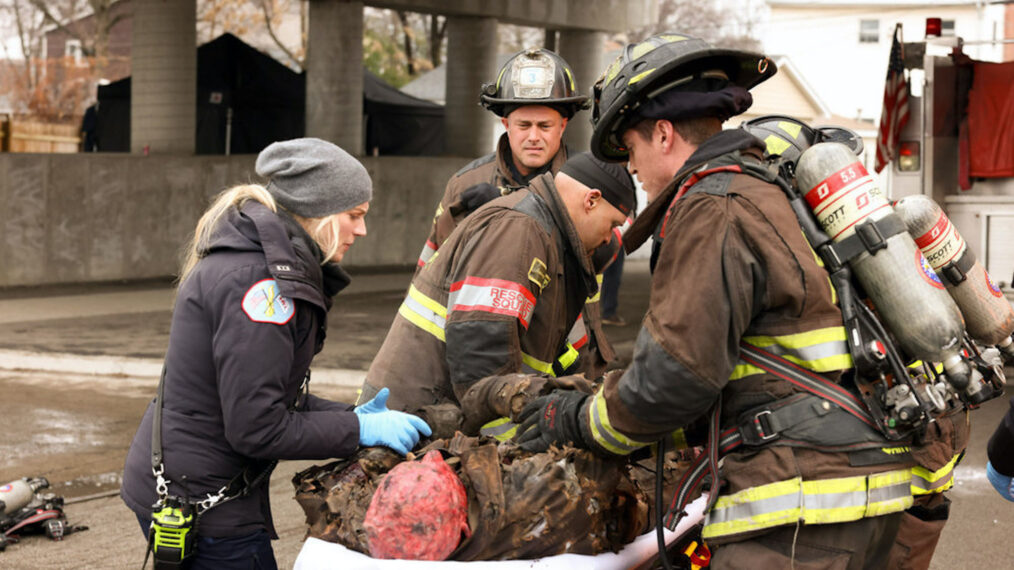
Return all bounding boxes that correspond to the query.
[242,279,295,325]
[527,258,551,293]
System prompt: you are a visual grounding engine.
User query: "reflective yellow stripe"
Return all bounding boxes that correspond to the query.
[521,352,555,376]
[556,343,579,372]
[587,389,652,455]
[398,303,445,341]
[669,428,689,450]
[399,285,447,341]
[911,453,959,495]
[629,68,656,85]
[703,469,914,539]
[586,274,604,304]
[729,363,765,381]
[740,327,853,373]
[479,417,518,441]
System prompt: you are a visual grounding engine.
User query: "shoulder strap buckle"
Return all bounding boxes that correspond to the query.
[740,409,779,445]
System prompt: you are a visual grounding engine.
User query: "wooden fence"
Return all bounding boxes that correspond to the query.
[0,115,81,153]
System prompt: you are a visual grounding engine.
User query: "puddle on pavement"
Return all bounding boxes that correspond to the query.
[1,370,150,498]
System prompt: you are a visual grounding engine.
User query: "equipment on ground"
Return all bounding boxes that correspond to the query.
[0,478,49,517]
[0,478,87,552]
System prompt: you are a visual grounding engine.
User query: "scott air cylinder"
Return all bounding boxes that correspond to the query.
[895,195,1014,359]
[0,477,49,516]
[795,143,970,387]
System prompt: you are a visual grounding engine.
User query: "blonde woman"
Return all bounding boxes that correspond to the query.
[121,138,430,569]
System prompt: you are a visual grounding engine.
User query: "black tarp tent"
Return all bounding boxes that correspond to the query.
[93,33,444,155]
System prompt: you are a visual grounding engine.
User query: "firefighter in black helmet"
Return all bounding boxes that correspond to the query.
[412,47,619,382]
[516,32,962,569]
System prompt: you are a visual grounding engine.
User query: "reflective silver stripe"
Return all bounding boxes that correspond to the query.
[758,339,850,366]
[566,315,587,348]
[402,292,446,330]
[479,417,518,441]
[703,470,913,539]
[870,480,913,504]
[417,240,437,267]
[588,392,641,455]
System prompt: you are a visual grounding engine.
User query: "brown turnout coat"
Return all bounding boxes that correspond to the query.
[365,174,598,430]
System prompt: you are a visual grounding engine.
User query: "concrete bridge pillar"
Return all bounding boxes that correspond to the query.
[130,0,196,154]
[306,0,365,155]
[444,16,498,157]
[558,29,606,153]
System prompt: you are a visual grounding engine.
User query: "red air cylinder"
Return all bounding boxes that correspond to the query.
[895,195,1014,351]
[795,143,968,380]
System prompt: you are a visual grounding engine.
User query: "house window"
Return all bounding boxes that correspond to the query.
[941,20,956,36]
[860,19,879,43]
[64,39,83,66]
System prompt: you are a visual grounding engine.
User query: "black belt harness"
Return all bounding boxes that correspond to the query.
[662,341,888,531]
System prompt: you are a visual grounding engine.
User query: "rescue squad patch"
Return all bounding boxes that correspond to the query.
[527,258,551,293]
[242,279,295,325]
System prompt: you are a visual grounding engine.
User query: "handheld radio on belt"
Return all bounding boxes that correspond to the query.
[144,366,305,568]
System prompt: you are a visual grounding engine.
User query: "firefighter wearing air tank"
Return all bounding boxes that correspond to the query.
[516,33,965,568]
[417,47,619,380]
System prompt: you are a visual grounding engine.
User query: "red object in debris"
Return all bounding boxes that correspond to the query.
[363,450,471,560]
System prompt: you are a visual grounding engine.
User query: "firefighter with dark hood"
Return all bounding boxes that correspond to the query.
[362,151,634,441]
[417,47,620,380]
[515,33,966,568]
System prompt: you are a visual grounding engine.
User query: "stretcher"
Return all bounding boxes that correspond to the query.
[294,493,707,569]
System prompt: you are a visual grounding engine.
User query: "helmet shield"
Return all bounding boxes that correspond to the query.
[590,33,776,161]
[480,48,590,118]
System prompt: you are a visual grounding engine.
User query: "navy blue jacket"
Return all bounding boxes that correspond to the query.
[121,201,359,538]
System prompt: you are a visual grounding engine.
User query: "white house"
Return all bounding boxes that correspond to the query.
[762,0,1007,122]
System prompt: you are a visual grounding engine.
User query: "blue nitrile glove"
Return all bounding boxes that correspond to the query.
[354,387,393,416]
[355,388,432,455]
[986,461,1014,502]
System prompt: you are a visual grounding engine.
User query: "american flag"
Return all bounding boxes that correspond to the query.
[875,24,910,173]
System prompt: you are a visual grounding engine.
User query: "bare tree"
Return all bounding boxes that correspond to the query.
[1,0,103,119]
[27,0,126,61]
[396,10,415,75]
[428,14,446,68]
[629,0,762,51]
[198,0,305,70]
[498,23,543,55]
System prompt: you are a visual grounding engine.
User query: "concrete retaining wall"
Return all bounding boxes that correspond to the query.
[0,154,462,287]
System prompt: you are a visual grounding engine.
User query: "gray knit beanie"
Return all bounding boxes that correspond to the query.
[255,137,372,218]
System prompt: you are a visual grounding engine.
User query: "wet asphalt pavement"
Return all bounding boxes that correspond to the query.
[0,259,1012,568]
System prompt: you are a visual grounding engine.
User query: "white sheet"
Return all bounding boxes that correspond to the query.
[294,493,707,569]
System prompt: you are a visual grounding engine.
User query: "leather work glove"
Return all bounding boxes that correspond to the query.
[515,389,590,453]
[986,461,1014,502]
[356,387,432,455]
[460,182,502,213]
